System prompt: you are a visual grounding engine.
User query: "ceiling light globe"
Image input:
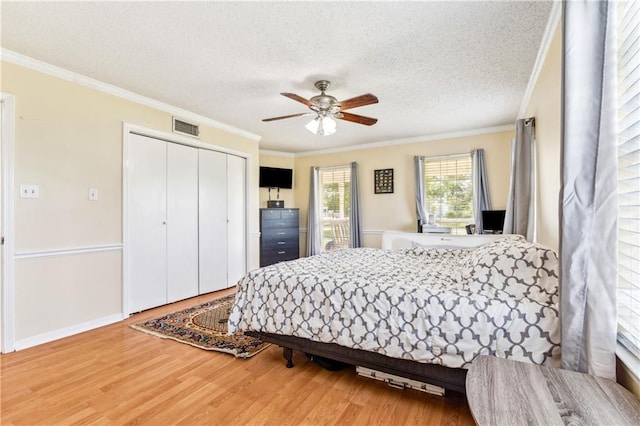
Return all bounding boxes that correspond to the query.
[321,116,336,136]
[305,117,320,134]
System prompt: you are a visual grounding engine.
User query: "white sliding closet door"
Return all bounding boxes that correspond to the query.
[198,149,228,293]
[227,154,246,286]
[128,134,168,312]
[166,143,199,303]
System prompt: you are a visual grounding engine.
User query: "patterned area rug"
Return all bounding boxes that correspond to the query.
[131,294,269,358]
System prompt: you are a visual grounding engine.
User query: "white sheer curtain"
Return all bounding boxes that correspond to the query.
[471,149,491,232]
[561,0,618,380]
[349,162,363,247]
[413,156,428,232]
[306,166,322,256]
[503,118,535,240]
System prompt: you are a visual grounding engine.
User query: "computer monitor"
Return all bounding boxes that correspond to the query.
[481,210,506,234]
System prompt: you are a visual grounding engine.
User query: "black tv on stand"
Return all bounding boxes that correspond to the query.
[481,210,506,234]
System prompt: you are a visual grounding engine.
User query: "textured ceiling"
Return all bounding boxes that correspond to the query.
[1,1,553,153]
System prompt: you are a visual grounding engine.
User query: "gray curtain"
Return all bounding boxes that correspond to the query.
[349,162,363,248]
[472,149,491,232]
[503,118,535,240]
[414,156,428,232]
[306,166,322,256]
[560,0,617,380]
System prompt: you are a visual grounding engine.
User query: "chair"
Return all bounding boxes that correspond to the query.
[327,219,349,250]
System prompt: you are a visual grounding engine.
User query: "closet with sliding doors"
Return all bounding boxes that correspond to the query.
[126,132,246,313]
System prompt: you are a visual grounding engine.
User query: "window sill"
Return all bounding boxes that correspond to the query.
[617,342,640,383]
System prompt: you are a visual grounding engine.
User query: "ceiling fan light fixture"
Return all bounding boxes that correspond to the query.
[263,80,378,133]
[306,115,336,136]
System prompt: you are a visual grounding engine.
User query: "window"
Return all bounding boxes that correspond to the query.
[423,155,474,235]
[617,0,640,358]
[319,166,350,251]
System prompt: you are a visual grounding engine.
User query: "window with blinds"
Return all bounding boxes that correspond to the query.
[319,166,351,251]
[423,155,473,235]
[616,0,640,358]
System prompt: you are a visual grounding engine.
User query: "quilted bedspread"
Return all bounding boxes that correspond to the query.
[228,236,561,369]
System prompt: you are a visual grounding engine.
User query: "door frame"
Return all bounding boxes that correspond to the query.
[122,123,250,316]
[1,93,16,353]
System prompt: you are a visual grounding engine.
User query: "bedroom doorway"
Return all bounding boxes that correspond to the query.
[0,92,16,353]
[319,165,351,251]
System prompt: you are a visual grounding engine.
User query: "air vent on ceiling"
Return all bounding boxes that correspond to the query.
[173,117,200,138]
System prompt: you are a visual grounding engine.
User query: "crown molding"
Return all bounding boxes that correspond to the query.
[259,149,295,158]
[0,48,262,142]
[518,0,562,118]
[293,124,514,157]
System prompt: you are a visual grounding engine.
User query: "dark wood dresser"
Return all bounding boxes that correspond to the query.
[260,208,300,267]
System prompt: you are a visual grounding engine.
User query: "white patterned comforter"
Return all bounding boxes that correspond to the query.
[228,236,561,369]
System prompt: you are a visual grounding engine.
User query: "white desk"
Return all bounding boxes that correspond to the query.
[421,225,451,234]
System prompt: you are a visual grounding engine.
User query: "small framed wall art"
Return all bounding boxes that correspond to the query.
[374,168,394,194]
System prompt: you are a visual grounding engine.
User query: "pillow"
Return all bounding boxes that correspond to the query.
[462,236,558,306]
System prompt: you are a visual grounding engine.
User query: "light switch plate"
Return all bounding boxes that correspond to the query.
[20,184,39,199]
[88,188,98,201]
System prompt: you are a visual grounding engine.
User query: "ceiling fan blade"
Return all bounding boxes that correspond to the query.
[262,112,313,122]
[281,92,313,107]
[338,112,378,126]
[339,93,379,111]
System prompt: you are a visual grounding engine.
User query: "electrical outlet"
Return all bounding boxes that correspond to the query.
[88,188,98,201]
[19,184,39,199]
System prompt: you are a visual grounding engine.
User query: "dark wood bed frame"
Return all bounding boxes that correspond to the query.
[246,331,467,393]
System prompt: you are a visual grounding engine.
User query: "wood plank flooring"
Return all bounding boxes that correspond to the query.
[1,290,475,425]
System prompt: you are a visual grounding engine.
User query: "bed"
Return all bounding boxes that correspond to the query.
[228,231,561,393]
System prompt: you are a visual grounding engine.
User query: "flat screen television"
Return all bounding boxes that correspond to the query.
[481,210,506,233]
[259,167,293,189]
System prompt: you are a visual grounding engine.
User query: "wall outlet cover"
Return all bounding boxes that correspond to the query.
[88,188,98,201]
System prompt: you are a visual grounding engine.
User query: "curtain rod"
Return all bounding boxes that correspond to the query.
[317,164,351,171]
[424,152,470,161]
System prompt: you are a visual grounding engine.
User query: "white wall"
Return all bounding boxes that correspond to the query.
[522,21,562,251]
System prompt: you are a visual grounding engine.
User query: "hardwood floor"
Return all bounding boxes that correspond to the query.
[1,290,475,425]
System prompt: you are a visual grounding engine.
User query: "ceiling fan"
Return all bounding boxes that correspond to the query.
[262,80,378,136]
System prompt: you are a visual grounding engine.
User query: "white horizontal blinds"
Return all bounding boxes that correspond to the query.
[424,155,473,235]
[319,166,351,251]
[617,0,640,356]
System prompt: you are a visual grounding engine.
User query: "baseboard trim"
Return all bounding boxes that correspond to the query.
[13,313,126,351]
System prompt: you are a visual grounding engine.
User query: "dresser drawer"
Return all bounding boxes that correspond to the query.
[262,242,299,256]
[261,247,299,266]
[280,209,298,219]
[261,236,298,251]
[262,228,298,240]
[261,209,299,220]
[261,218,298,229]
